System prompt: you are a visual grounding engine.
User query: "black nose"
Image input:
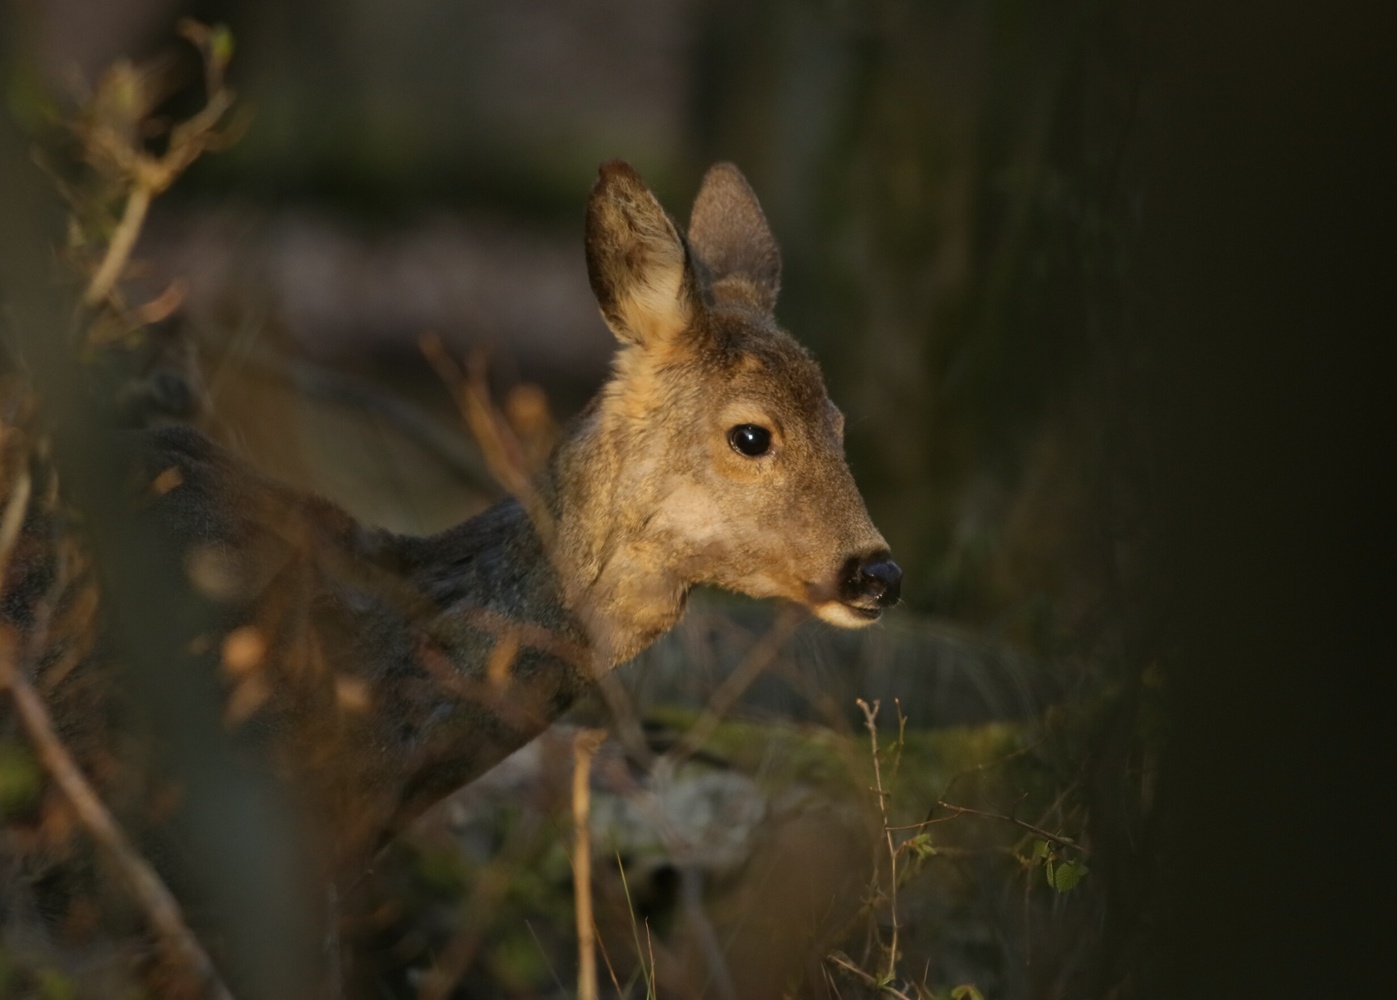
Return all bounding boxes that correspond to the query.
[855,557,902,607]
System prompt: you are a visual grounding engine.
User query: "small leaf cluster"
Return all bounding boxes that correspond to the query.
[1030,837,1090,893]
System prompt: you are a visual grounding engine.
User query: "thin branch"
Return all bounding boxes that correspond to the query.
[936,734,1045,802]
[857,698,900,987]
[926,799,1089,855]
[0,635,235,1000]
[572,728,607,1000]
[0,468,32,571]
[421,335,553,546]
[83,181,150,306]
[80,20,239,311]
[825,951,915,1000]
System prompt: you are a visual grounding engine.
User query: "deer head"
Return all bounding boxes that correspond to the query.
[562,160,900,663]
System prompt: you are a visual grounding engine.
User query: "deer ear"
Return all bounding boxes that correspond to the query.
[585,161,701,351]
[687,162,781,313]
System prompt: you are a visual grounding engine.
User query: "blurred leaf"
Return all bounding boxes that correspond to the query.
[414,844,472,894]
[1048,859,1089,892]
[491,928,546,992]
[0,743,42,816]
[210,25,236,71]
[951,986,986,1000]
[38,968,77,1000]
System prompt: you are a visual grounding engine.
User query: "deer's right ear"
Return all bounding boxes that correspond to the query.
[585,161,701,352]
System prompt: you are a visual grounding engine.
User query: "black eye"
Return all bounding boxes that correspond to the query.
[728,424,771,457]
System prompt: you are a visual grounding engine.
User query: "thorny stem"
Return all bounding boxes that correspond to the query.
[857,697,900,987]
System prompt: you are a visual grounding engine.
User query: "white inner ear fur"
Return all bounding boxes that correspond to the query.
[611,243,691,349]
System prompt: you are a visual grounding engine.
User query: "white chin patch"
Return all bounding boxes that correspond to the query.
[813,601,882,629]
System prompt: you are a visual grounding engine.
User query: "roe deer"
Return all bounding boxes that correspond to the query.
[142,160,901,866]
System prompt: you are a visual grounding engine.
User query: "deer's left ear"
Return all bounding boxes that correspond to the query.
[687,162,781,313]
[585,161,702,352]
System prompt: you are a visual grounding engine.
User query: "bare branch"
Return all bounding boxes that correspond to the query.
[909,799,1090,856]
[0,634,236,1000]
[857,698,901,987]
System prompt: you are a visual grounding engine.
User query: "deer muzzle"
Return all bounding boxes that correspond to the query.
[836,551,903,621]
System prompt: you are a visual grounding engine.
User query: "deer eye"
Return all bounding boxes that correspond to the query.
[728,424,771,457]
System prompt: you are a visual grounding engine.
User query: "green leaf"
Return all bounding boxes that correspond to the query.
[951,985,986,1000]
[0,744,42,816]
[1049,860,1090,892]
[210,25,236,68]
[906,832,937,859]
[1031,838,1050,860]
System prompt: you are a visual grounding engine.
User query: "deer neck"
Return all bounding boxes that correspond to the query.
[544,401,691,669]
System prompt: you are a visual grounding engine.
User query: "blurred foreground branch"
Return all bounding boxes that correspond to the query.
[1,17,320,997]
[0,633,235,1000]
[79,19,241,311]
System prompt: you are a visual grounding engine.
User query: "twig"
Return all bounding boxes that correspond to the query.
[420,335,554,546]
[0,634,235,1000]
[926,799,1089,855]
[825,951,915,1000]
[857,698,900,987]
[81,22,239,310]
[0,468,32,571]
[572,728,607,1000]
[936,735,1045,802]
[83,181,151,307]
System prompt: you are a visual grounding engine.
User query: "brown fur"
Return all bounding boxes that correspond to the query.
[142,161,895,868]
